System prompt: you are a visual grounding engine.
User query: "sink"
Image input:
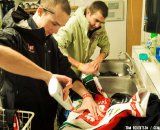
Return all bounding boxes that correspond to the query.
[99,59,131,76]
[98,77,137,97]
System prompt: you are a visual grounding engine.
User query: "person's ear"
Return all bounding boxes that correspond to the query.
[37,7,43,16]
[86,8,91,16]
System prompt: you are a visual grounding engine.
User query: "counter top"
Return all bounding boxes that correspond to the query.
[132,45,160,97]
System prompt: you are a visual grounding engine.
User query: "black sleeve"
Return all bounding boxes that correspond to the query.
[0,27,22,51]
[51,37,81,83]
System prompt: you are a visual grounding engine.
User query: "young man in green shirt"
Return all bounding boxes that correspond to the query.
[54,1,110,77]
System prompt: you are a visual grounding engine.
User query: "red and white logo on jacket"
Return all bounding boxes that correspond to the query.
[77,94,111,126]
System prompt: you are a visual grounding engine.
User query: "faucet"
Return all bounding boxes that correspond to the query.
[118,51,136,76]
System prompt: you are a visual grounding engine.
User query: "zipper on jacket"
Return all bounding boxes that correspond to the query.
[44,43,47,69]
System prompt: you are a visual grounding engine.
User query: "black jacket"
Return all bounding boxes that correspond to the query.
[0,7,78,130]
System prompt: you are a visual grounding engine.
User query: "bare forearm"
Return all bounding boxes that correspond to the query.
[0,46,52,83]
[72,80,88,97]
[68,56,80,68]
[95,52,107,63]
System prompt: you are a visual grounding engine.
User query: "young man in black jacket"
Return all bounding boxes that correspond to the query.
[0,0,102,130]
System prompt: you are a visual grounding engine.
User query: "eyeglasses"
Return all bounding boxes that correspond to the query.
[36,3,55,15]
[36,4,62,27]
[43,7,63,27]
[43,7,55,15]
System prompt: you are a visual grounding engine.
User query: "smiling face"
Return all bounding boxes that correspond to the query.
[35,4,69,36]
[86,9,106,31]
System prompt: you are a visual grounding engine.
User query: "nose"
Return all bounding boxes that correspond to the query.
[95,22,101,28]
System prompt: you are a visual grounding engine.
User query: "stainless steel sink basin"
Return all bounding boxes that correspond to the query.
[98,77,137,97]
[99,59,131,76]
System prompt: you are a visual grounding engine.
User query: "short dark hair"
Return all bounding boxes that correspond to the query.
[89,1,108,18]
[40,0,71,15]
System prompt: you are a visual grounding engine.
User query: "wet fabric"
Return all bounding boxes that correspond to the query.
[113,93,160,130]
[60,90,150,130]
[110,93,132,106]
